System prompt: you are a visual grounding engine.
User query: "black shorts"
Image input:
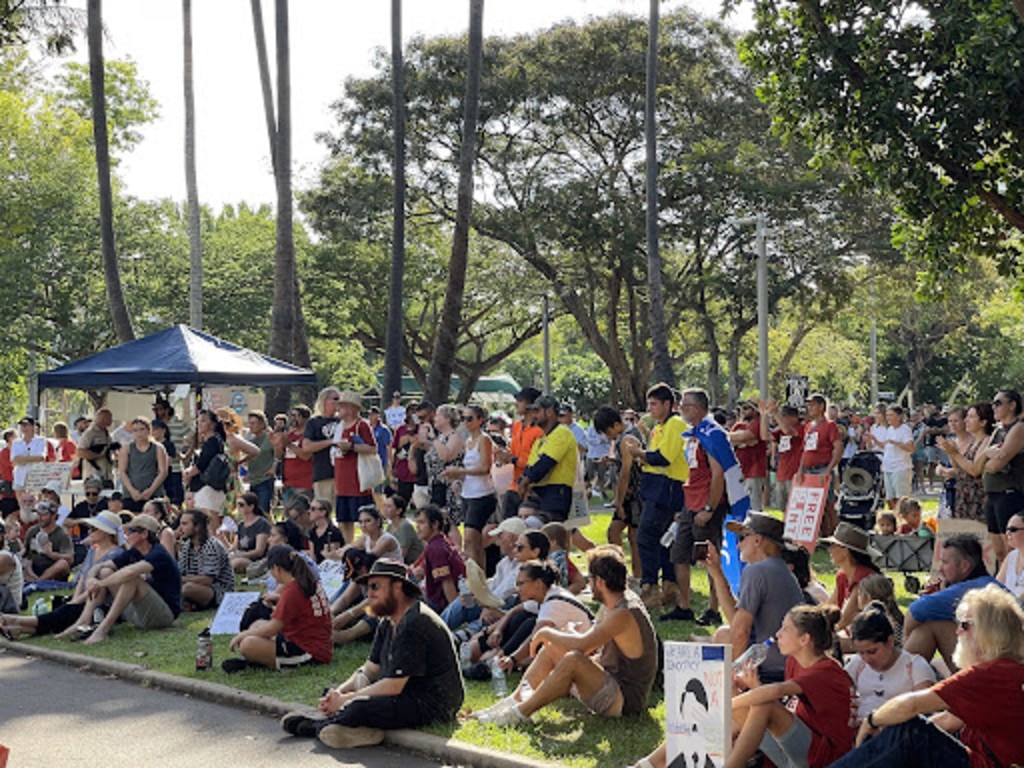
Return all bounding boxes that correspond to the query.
[275,633,315,668]
[984,489,1024,534]
[613,497,642,528]
[463,494,497,530]
[670,502,727,566]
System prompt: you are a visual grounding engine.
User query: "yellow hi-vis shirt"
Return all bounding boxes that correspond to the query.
[641,414,690,482]
[526,424,578,488]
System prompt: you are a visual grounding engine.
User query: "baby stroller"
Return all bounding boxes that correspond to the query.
[837,451,883,530]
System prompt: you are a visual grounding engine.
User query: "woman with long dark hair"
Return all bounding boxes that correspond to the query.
[222,544,332,673]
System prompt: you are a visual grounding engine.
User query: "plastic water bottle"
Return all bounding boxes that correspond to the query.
[32,597,48,616]
[459,641,473,670]
[458,575,476,607]
[489,657,507,698]
[732,638,775,672]
[660,520,679,548]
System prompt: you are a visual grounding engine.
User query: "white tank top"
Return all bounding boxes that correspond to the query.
[461,435,495,499]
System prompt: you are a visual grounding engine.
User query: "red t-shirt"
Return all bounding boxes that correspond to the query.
[510,420,544,488]
[835,564,877,608]
[683,437,713,511]
[733,416,768,479]
[333,419,375,497]
[0,446,13,484]
[785,656,857,767]
[772,428,804,482]
[933,658,1024,768]
[422,532,465,610]
[802,419,842,469]
[391,424,416,484]
[271,578,333,664]
[283,429,313,491]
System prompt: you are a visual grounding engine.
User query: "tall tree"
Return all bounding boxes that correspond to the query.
[251,0,312,411]
[733,0,1024,277]
[424,0,483,404]
[645,0,673,387]
[182,0,202,329]
[383,0,405,400]
[87,0,133,343]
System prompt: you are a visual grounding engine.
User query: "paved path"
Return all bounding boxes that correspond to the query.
[0,651,444,768]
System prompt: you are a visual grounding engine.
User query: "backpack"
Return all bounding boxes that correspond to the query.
[200,451,231,492]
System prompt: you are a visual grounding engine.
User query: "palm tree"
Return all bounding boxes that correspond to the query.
[425,0,483,404]
[383,0,406,400]
[183,0,202,329]
[87,0,133,343]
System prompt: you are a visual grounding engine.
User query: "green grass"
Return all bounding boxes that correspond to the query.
[15,504,928,767]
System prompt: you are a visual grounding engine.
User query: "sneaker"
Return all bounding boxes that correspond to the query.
[478,702,529,727]
[659,606,696,622]
[696,609,722,627]
[280,711,321,738]
[220,658,249,673]
[317,724,385,749]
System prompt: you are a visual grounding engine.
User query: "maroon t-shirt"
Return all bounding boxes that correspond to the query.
[933,658,1024,768]
[772,428,804,482]
[732,416,768,479]
[785,655,857,767]
[283,429,313,490]
[422,533,465,610]
[333,419,376,497]
[272,579,333,664]
[802,419,842,469]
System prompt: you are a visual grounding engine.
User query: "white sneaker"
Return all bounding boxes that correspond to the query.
[479,702,529,727]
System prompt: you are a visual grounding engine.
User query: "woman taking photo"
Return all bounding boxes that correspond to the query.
[222,544,332,673]
[118,417,169,514]
[938,402,993,522]
[443,404,496,568]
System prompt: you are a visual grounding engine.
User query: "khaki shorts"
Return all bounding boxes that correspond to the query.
[123,583,175,629]
[575,671,624,717]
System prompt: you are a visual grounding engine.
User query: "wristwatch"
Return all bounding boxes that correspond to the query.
[867,711,878,729]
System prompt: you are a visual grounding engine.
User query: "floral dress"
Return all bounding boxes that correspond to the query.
[953,439,985,521]
[425,431,464,526]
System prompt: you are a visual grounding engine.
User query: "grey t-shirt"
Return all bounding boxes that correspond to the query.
[735,555,803,678]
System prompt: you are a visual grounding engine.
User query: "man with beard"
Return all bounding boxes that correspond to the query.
[473,546,657,726]
[831,583,1024,768]
[279,560,464,750]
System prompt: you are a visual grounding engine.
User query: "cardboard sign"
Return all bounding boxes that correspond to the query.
[783,472,831,551]
[24,462,74,492]
[665,642,731,768]
[209,591,260,635]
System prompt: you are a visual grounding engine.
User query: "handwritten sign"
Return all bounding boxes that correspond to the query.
[665,641,730,768]
[783,472,831,551]
[24,462,74,493]
[209,591,260,635]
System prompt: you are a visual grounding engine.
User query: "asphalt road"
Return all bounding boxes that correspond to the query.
[0,651,444,768]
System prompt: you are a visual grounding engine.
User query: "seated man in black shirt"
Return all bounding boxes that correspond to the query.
[280,560,465,749]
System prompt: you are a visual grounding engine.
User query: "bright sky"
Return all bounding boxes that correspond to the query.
[68,0,750,209]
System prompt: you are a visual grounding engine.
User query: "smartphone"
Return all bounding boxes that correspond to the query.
[693,541,709,562]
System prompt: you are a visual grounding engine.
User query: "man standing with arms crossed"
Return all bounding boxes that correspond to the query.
[797,393,843,537]
[627,383,689,611]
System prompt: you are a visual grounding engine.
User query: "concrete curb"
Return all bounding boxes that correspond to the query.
[0,639,559,768]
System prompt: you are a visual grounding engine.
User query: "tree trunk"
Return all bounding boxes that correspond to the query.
[384,0,406,401]
[425,0,483,405]
[183,0,202,330]
[250,0,277,176]
[88,0,133,343]
[645,0,673,386]
[265,0,296,417]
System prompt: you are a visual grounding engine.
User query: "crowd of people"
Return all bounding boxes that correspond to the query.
[1,384,1022,766]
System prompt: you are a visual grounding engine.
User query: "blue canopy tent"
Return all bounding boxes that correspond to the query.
[36,324,317,394]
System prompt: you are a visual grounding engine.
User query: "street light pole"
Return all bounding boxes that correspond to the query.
[543,294,551,394]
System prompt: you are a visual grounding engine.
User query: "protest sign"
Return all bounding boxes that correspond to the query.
[783,472,831,551]
[665,642,731,768]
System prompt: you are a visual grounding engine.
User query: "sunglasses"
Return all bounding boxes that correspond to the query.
[126,527,145,534]
[992,399,1006,407]
[367,581,392,592]
[1007,526,1023,534]
[514,543,528,551]
[957,619,974,632]
[85,492,100,498]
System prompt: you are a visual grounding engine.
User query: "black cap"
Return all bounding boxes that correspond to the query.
[18,416,36,426]
[527,394,560,411]
[514,387,542,404]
